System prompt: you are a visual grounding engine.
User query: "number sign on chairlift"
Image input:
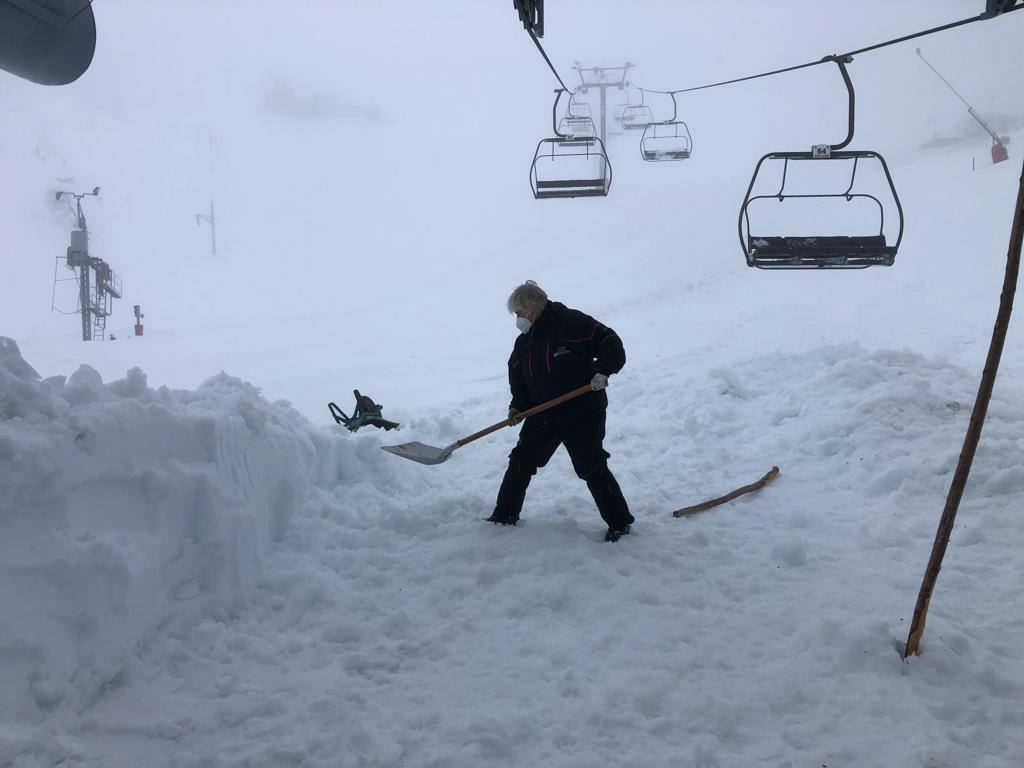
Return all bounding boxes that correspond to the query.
[738,56,904,269]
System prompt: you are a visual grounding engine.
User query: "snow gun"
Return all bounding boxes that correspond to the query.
[329,390,400,433]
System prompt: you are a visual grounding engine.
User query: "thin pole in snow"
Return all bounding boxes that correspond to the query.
[195,201,216,255]
[904,156,1024,658]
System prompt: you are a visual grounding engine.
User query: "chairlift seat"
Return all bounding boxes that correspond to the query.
[747,234,896,269]
[530,136,612,199]
[535,178,609,199]
[642,147,691,161]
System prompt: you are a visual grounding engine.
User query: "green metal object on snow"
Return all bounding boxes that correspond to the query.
[329,390,400,433]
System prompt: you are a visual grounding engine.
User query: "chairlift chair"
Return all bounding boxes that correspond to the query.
[620,90,653,130]
[738,56,904,269]
[530,89,612,199]
[612,88,638,123]
[640,92,692,161]
[567,95,593,121]
[557,115,597,139]
[621,105,654,130]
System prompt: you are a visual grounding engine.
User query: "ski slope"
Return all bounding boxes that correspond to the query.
[2,1,1024,766]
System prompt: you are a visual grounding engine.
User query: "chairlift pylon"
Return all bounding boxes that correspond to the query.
[530,89,612,199]
[640,92,693,161]
[738,56,904,269]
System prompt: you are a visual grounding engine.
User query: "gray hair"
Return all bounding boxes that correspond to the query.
[507,280,548,315]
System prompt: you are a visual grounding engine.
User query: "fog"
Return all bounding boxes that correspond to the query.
[1,0,1021,415]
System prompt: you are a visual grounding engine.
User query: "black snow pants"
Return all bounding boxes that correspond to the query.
[492,408,634,528]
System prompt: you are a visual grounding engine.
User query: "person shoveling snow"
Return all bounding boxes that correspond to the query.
[383,282,634,541]
[488,281,635,542]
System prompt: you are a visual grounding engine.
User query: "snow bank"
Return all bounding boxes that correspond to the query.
[0,337,373,721]
[51,343,1022,768]
[4,336,1023,766]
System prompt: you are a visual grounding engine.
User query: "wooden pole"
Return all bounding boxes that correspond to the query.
[904,157,1024,658]
[672,467,780,518]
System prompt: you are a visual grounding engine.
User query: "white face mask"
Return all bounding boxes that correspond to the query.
[516,316,532,333]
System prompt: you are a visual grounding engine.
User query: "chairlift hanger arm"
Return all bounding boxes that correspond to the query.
[640,88,679,122]
[828,55,855,151]
[551,88,568,138]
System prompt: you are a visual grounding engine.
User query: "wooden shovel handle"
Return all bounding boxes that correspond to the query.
[456,384,595,448]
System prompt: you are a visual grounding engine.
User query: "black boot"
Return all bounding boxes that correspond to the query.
[586,467,634,531]
[484,512,518,526]
[489,457,534,526]
[604,524,631,542]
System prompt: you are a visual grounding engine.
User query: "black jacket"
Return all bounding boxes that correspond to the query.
[508,301,625,419]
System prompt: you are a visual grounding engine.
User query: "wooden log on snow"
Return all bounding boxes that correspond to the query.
[672,466,780,518]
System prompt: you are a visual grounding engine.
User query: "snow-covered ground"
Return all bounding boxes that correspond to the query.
[4,336,1024,767]
[2,1,1023,766]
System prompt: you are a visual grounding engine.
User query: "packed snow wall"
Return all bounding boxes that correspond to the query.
[0,337,366,720]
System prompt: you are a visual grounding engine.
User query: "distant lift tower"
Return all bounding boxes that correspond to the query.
[55,187,122,341]
[195,200,216,255]
[572,62,634,152]
[916,47,1009,165]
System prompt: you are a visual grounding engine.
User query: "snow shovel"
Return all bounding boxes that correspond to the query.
[381,383,594,465]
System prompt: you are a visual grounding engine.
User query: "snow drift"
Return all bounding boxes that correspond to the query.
[0,336,370,720]
[3,332,1024,766]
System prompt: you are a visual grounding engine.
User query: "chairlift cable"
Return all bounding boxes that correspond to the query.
[525,26,572,93]
[641,59,823,97]
[631,4,1023,96]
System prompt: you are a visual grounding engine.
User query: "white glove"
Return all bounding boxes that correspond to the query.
[591,373,608,391]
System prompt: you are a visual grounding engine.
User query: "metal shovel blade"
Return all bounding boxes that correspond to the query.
[381,441,458,465]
